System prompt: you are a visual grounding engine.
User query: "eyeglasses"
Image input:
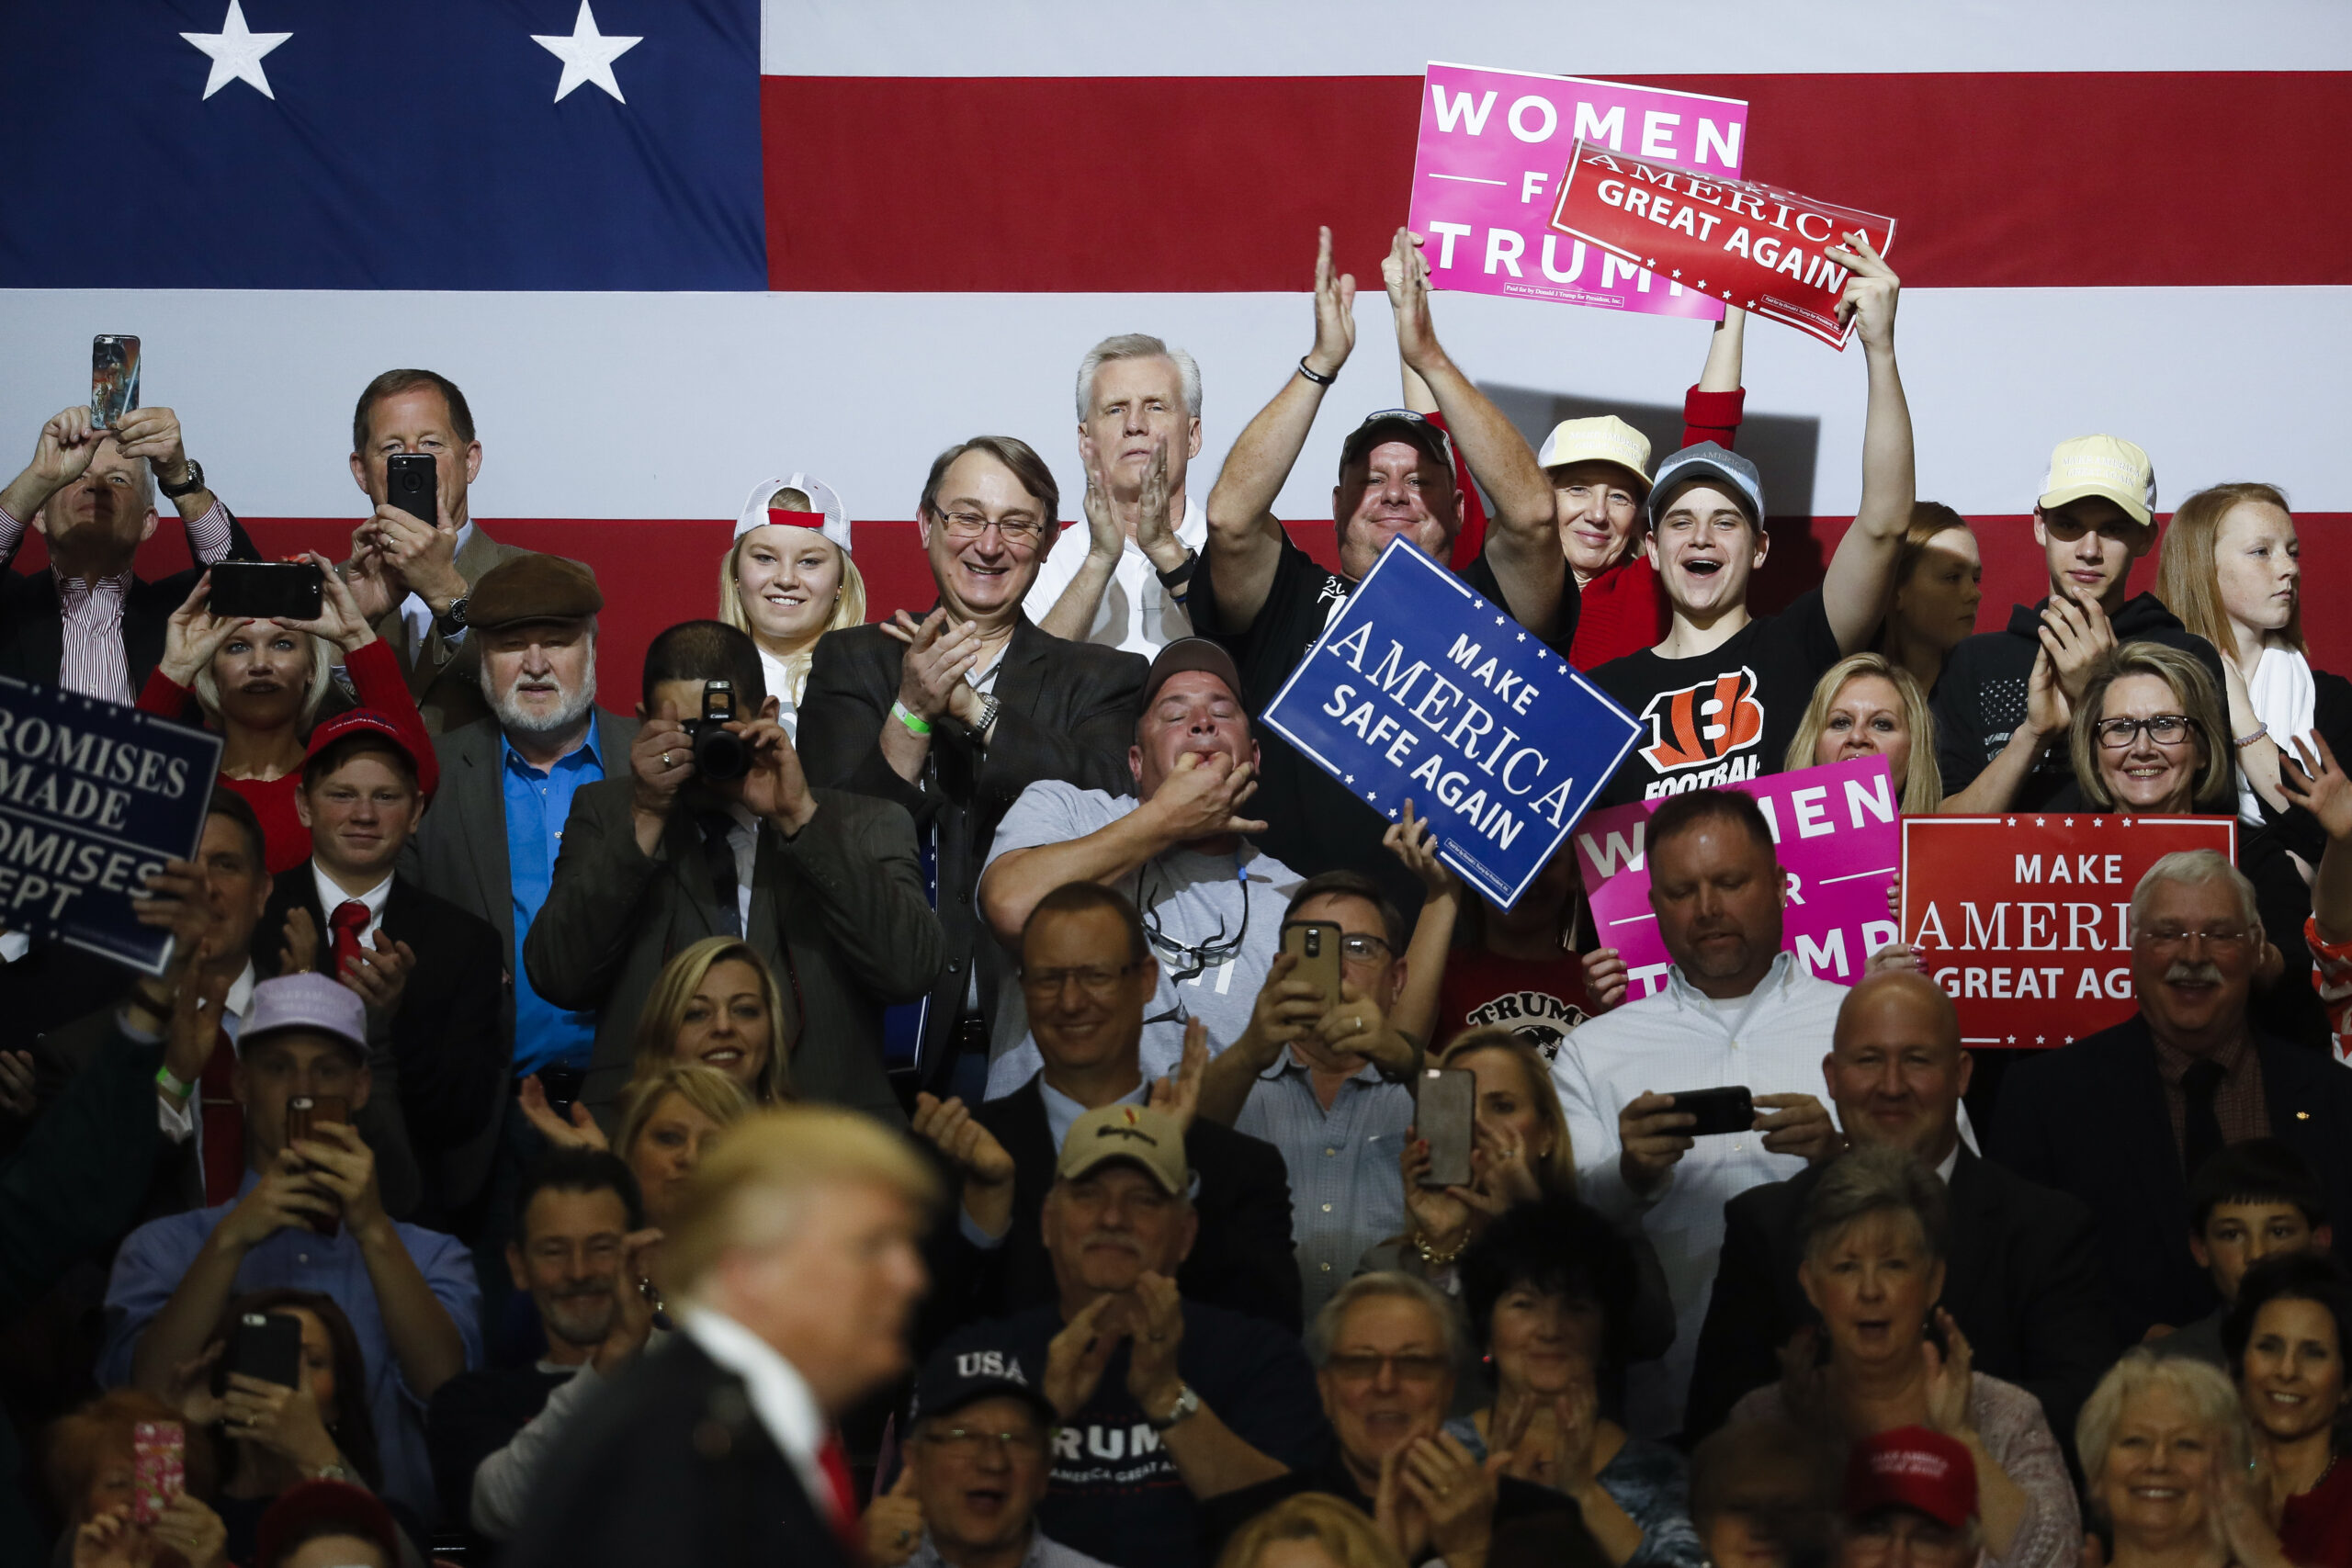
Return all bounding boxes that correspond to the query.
[937,510,1049,546]
[922,1425,1046,1458]
[1021,962,1145,998]
[2095,714,2193,750]
[1324,1352,1450,1384]
[2133,925,2252,950]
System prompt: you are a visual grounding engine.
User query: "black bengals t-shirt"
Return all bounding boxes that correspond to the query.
[1588,587,1842,807]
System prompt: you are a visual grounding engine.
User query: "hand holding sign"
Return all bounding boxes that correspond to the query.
[1829,231,1900,347]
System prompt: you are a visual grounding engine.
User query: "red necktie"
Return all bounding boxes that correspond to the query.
[818,1433,863,1562]
[328,900,370,976]
[198,1027,243,1207]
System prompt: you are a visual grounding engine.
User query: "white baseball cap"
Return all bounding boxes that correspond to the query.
[734,473,853,553]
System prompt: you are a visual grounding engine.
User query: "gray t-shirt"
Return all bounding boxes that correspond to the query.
[982,779,1305,1098]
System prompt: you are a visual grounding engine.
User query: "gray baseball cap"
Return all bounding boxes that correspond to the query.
[1648,442,1766,530]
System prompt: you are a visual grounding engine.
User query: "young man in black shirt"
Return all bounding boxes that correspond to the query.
[1586,233,1915,808]
[1190,227,1566,915]
[1933,435,2229,813]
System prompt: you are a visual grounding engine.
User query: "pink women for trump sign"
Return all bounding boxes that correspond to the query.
[1571,756,1904,1003]
[1407,63,1747,319]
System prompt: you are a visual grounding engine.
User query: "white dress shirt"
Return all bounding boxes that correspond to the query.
[1020,496,1208,655]
[680,1307,831,1517]
[1551,952,1848,1438]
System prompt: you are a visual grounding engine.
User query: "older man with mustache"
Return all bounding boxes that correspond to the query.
[931,1104,1328,1568]
[1990,850,2352,1344]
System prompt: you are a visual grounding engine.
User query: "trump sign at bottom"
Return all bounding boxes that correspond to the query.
[1261,537,1640,908]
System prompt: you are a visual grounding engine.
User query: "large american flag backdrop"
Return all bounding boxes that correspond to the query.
[4,1,2348,698]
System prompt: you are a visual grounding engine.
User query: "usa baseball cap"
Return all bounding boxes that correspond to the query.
[1536,415,1653,495]
[1057,1104,1188,1196]
[1338,409,1453,480]
[735,472,854,554]
[2037,435,2155,526]
[1842,1427,1976,1530]
[244,972,368,1061]
[908,1340,1057,1428]
[1648,442,1765,530]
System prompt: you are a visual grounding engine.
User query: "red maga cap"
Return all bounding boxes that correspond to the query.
[302,709,421,776]
[1843,1426,1976,1530]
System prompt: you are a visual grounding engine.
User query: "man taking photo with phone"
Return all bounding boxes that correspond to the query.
[1194,871,1420,1320]
[0,398,257,702]
[98,971,481,1527]
[1548,788,1844,1439]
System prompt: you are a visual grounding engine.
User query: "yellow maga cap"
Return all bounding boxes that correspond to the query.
[2039,435,2156,526]
[1536,415,1653,492]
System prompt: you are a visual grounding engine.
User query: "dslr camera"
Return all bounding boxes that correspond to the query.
[682,680,750,783]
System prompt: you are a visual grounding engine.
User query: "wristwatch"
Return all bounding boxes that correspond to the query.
[156,457,205,499]
[1146,1382,1201,1432]
[435,595,469,636]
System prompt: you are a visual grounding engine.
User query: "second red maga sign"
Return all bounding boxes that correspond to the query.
[1901,813,2237,1048]
[1546,140,1895,347]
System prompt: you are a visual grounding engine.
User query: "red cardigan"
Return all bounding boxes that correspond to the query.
[137,637,441,875]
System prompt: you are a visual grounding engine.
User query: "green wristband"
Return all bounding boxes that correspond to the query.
[156,1064,194,1099]
[891,700,933,737]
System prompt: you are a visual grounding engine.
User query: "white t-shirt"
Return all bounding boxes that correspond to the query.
[1019,497,1208,656]
[981,779,1303,1097]
[2244,644,2319,822]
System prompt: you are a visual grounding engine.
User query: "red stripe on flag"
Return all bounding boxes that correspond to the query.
[763,72,2352,292]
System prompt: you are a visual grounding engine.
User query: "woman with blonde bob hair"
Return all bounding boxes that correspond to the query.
[523,1062,755,1240]
[718,475,867,739]
[2075,1350,2292,1568]
[2064,642,2234,816]
[1213,1491,1408,1568]
[629,935,795,1105]
[1784,652,1942,815]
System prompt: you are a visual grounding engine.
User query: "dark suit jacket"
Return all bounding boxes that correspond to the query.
[0,508,257,691]
[370,524,533,735]
[502,1334,850,1568]
[950,1076,1301,1332]
[522,778,944,1122]
[1987,1013,2352,1342]
[1683,1145,2117,1448]
[259,865,506,1221]
[797,615,1146,1083]
[396,708,640,1204]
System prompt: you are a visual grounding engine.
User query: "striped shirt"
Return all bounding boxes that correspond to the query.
[1233,1049,1414,1323]
[0,497,235,705]
[1550,952,1845,1438]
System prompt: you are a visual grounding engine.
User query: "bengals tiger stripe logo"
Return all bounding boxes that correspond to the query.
[1636,668,1767,772]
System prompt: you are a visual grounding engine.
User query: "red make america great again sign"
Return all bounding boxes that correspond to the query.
[1546,141,1896,346]
[1901,814,2237,1048]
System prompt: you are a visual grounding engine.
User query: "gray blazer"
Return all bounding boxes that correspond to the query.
[371,525,533,735]
[403,710,644,953]
[521,778,944,1122]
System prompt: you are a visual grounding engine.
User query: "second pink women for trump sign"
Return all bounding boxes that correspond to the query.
[1407,63,1746,320]
[1570,756,1903,1002]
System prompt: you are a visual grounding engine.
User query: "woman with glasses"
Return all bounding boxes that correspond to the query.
[1442,1200,1705,1568]
[1728,1147,2079,1568]
[2061,643,2324,1043]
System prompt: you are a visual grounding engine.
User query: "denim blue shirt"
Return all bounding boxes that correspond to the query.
[98,1172,483,1525]
[1233,1050,1413,1324]
[504,728,605,1076]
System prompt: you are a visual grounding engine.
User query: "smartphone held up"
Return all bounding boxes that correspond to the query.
[91,334,140,431]
[286,1094,350,1236]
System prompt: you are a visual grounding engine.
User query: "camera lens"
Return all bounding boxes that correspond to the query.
[695,726,750,783]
